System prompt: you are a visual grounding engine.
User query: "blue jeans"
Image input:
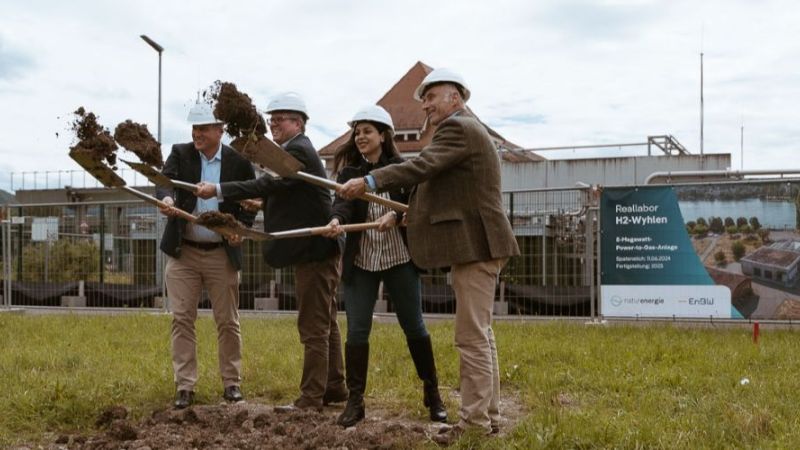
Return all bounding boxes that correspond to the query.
[343,262,428,344]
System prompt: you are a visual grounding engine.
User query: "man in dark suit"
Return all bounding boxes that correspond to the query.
[339,69,520,441]
[157,100,256,409]
[196,92,347,411]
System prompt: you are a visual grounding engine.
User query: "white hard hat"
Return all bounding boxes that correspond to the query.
[413,68,471,102]
[186,101,224,126]
[266,91,309,119]
[347,105,394,131]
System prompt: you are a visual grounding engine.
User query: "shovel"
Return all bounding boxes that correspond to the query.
[69,151,270,241]
[270,221,381,239]
[121,158,262,213]
[238,134,408,213]
[120,159,197,192]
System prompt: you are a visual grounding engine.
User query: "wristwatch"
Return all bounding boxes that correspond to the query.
[363,176,375,192]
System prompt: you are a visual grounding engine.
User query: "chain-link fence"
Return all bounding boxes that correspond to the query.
[1,186,598,317]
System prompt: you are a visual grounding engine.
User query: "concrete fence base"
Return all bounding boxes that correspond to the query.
[61,296,87,307]
[254,297,279,311]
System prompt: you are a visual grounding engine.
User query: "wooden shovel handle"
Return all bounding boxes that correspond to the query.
[293,172,409,213]
[269,222,382,239]
[120,186,197,223]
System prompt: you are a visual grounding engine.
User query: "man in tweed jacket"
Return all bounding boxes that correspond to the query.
[339,68,519,439]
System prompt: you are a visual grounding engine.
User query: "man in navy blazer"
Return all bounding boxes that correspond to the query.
[196,92,347,411]
[157,101,256,409]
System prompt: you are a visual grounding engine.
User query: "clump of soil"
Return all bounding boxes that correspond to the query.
[204,81,267,138]
[113,120,164,168]
[95,405,128,428]
[204,81,268,155]
[238,198,262,213]
[195,211,242,229]
[68,107,118,168]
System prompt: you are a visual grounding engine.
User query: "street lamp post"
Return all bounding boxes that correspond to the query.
[140,34,166,307]
[140,35,164,142]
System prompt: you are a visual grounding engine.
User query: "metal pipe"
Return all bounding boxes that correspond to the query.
[525,142,648,151]
[644,169,800,185]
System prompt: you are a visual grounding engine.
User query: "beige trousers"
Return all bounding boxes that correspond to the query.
[451,257,506,432]
[294,253,346,405]
[166,246,241,391]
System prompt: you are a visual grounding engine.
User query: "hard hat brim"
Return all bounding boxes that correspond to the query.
[414,81,471,102]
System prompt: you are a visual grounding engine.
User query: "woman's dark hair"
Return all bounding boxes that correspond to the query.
[331,121,400,175]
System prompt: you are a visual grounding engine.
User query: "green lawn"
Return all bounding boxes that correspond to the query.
[1,314,799,448]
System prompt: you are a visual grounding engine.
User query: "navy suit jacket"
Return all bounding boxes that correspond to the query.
[220,134,339,268]
[156,142,256,270]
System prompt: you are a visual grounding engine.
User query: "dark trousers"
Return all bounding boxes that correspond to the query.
[294,253,346,405]
[343,262,428,345]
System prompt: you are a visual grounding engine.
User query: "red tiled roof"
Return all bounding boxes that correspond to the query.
[319,61,542,162]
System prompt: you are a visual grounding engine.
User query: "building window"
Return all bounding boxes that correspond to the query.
[765,270,773,280]
[754,267,761,277]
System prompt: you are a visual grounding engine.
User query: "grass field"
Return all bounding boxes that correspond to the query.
[1,314,799,448]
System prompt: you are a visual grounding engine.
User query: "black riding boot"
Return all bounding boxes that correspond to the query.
[407,335,448,422]
[336,342,369,428]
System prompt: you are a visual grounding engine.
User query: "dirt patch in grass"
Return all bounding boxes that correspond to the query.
[68,107,118,169]
[24,392,526,449]
[113,120,164,168]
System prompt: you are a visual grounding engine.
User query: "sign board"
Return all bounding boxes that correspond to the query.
[600,186,738,318]
[31,217,59,242]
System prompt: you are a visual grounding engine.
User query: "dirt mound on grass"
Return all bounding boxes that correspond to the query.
[29,391,526,449]
[52,403,432,449]
[68,107,118,168]
[113,120,164,168]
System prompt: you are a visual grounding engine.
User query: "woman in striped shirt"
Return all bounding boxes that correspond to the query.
[323,105,447,428]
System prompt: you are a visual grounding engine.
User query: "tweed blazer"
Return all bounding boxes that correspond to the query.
[220,134,339,268]
[156,142,256,270]
[370,111,520,269]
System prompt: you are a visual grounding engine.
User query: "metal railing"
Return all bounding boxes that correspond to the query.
[1,186,599,316]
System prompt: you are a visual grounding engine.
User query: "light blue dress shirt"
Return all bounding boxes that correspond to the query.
[184,143,225,242]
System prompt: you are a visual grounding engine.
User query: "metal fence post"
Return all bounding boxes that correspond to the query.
[99,204,105,285]
[595,202,602,318]
[2,205,10,307]
[587,206,597,319]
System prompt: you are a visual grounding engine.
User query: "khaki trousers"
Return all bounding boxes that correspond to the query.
[166,246,241,391]
[294,253,346,405]
[451,257,506,432]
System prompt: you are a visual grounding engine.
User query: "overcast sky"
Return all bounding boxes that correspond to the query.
[1,0,798,192]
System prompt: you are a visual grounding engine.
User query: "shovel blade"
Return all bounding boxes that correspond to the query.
[120,159,173,187]
[69,150,126,187]
[233,133,304,177]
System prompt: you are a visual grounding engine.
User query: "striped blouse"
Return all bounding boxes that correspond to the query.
[354,191,410,271]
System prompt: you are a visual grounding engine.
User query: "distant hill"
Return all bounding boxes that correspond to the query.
[0,189,17,204]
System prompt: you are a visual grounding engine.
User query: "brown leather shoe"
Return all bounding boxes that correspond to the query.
[274,397,323,413]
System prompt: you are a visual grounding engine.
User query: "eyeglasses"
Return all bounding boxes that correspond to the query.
[268,116,296,125]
